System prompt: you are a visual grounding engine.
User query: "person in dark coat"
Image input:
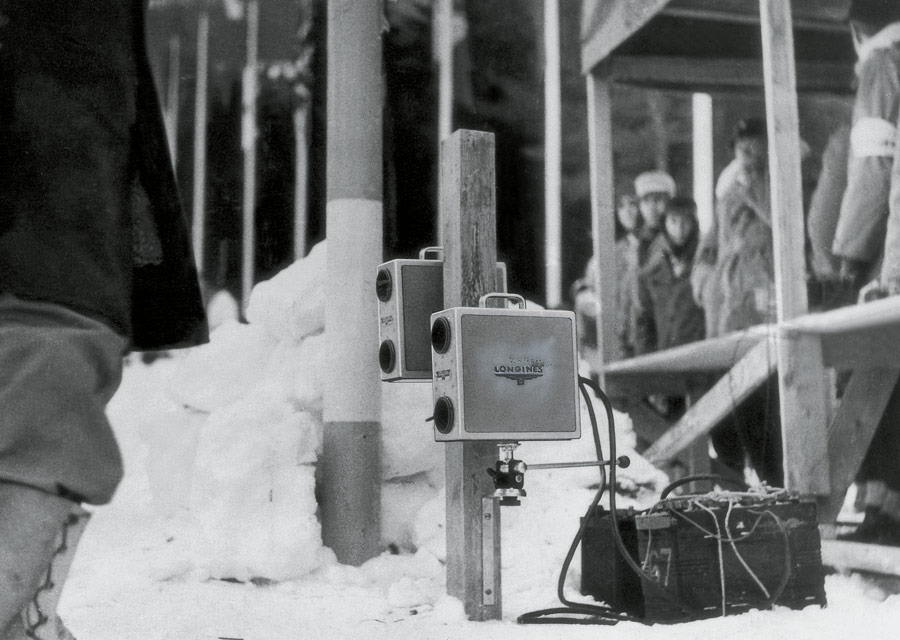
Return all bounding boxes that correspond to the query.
[634,197,704,356]
[632,197,704,418]
[0,1,208,637]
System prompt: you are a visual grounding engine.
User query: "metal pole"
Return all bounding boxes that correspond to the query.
[293,104,309,261]
[321,0,383,566]
[166,34,181,169]
[241,0,259,312]
[692,93,714,236]
[436,0,453,142]
[435,0,454,246]
[192,12,210,278]
[544,0,562,309]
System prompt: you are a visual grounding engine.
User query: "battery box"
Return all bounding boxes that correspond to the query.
[580,492,826,623]
[580,509,645,618]
[636,492,826,622]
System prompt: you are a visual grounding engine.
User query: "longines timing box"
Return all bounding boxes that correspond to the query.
[376,250,506,382]
[429,294,580,442]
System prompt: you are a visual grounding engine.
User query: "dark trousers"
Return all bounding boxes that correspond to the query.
[710,375,783,487]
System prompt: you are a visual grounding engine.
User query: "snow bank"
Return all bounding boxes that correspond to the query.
[138,239,667,584]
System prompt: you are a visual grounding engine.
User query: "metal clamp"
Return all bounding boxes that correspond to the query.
[418,246,444,260]
[479,293,526,309]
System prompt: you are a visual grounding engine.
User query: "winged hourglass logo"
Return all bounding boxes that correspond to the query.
[493,358,545,385]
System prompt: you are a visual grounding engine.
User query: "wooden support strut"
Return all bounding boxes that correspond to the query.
[644,340,776,466]
[441,129,502,621]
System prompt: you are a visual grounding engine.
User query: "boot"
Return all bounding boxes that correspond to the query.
[0,481,89,640]
[18,507,90,640]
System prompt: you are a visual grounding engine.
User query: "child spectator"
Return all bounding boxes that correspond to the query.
[634,197,704,356]
[634,170,676,265]
[634,197,705,418]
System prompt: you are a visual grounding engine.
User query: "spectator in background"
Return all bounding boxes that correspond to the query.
[834,0,900,545]
[832,0,900,295]
[633,170,676,266]
[572,194,642,361]
[693,118,774,337]
[634,197,705,418]
[634,197,704,357]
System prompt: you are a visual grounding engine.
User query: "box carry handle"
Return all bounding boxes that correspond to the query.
[418,247,444,260]
[479,293,526,309]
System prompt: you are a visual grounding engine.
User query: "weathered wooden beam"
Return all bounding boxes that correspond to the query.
[783,297,900,334]
[601,56,853,95]
[585,74,618,377]
[441,129,502,621]
[600,329,770,376]
[760,0,830,495]
[604,372,692,399]
[662,0,849,31]
[818,368,900,524]
[644,341,775,465]
[821,327,900,370]
[581,0,672,74]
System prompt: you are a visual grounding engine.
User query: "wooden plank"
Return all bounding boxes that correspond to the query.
[585,74,618,379]
[821,327,900,370]
[441,129,501,621]
[818,368,900,523]
[760,0,830,495]
[581,0,672,74]
[782,296,900,334]
[603,56,853,95]
[601,328,769,375]
[822,540,900,577]
[604,372,692,399]
[645,341,775,465]
[663,0,849,30]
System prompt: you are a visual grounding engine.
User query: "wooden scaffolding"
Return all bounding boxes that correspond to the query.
[581,0,900,563]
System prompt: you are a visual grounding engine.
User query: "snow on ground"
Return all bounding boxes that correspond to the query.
[58,242,900,639]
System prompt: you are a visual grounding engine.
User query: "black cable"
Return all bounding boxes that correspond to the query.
[517,378,635,625]
[578,376,693,621]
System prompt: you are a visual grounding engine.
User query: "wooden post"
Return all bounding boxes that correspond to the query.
[241,0,260,312]
[442,129,501,621]
[586,73,618,374]
[544,0,562,309]
[759,0,830,495]
[321,0,383,566]
[191,11,210,278]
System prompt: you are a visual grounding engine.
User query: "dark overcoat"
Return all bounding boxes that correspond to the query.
[0,0,207,350]
[634,235,705,355]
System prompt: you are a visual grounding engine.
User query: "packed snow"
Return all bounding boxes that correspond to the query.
[58,242,900,639]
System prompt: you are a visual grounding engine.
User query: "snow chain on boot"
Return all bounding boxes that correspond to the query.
[22,508,90,640]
